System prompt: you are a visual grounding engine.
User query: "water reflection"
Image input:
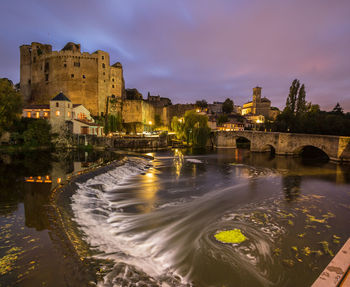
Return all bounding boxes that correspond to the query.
[0,150,119,286]
[282,176,302,202]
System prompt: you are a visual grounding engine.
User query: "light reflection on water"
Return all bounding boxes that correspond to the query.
[1,149,350,286]
[70,149,350,287]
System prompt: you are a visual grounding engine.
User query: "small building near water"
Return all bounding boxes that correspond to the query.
[22,92,104,137]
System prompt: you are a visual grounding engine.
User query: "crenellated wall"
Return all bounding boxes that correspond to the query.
[20,42,124,116]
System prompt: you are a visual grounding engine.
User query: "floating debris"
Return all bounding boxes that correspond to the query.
[297,233,306,238]
[306,214,326,224]
[302,247,311,256]
[214,229,247,244]
[282,259,295,268]
[320,241,334,257]
[273,248,282,256]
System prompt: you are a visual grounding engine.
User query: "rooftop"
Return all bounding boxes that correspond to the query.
[51,92,71,102]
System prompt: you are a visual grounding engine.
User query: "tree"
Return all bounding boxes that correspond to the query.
[195,100,208,109]
[183,110,211,147]
[222,98,234,114]
[217,114,228,126]
[296,84,307,115]
[0,78,22,135]
[171,116,184,139]
[331,103,344,115]
[171,111,211,147]
[286,79,300,113]
[23,119,51,146]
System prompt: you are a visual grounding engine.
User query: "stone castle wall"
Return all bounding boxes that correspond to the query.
[20,42,124,116]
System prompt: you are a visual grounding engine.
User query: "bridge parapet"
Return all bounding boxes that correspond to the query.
[213,131,350,162]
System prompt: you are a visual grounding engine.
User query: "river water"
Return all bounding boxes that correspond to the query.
[1,149,350,286]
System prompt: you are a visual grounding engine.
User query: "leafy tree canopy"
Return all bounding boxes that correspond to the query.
[222,98,234,114]
[0,78,22,135]
[195,100,208,109]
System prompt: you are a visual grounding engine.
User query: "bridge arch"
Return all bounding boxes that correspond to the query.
[261,144,276,154]
[235,136,251,149]
[293,145,330,161]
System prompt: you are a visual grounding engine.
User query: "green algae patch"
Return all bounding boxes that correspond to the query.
[214,229,247,244]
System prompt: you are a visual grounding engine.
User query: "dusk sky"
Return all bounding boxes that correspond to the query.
[1,0,350,111]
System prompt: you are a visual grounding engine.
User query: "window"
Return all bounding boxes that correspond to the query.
[67,111,70,117]
[45,62,49,72]
[44,112,48,117]
[64,63,67,68]
[56,111,60,117]
[102,56,104,60]
[102,63,105,68]
[45,74,49,81]
[74,62,80,67]
[28,80,31,84]
[68,104,70,108]
[33,57,36,63]
[56,102,59,107]
[103,72,105,75]
[82,75,86,79]
[36,112,40,118]
[27,112,31,118]
[112,85,114,88]
[112,78,114,82]
[71,74,74,78]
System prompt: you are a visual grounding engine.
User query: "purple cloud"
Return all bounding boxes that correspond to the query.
[1,0,350,111]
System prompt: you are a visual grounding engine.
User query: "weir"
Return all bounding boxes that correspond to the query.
[213,131,350,162]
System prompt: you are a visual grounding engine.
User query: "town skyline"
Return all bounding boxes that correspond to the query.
[1,0,350,111]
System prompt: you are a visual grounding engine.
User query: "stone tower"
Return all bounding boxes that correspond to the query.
[49,92,73,134]
[252,86,262,104]
[19,42,125,116]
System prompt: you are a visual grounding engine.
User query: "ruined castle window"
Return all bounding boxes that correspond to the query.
[64,64,67,68]
[71,74,74,78]
[45,62,49,72]
[74,62,80,67]
[45,74,49,82]
[102,56,104,60]
[56,102,59,107]
[102,63,105,68]
[103,72,105,75]
[28,80,31,84]
[112,78,114,82]
[56,111,60,117]
[112,85,114,88]
[82,75,86,79]
[33,57,36,63]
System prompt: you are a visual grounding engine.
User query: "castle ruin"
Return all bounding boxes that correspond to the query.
[20,42,124,116]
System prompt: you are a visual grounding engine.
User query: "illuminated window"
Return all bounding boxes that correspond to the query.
[67,111,70,117]
[27,112,31,118]
[36,112,40,118]
[56,111,60,117]
[44,112,48,117]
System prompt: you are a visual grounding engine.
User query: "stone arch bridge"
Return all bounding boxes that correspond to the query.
[212,131,350,162]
